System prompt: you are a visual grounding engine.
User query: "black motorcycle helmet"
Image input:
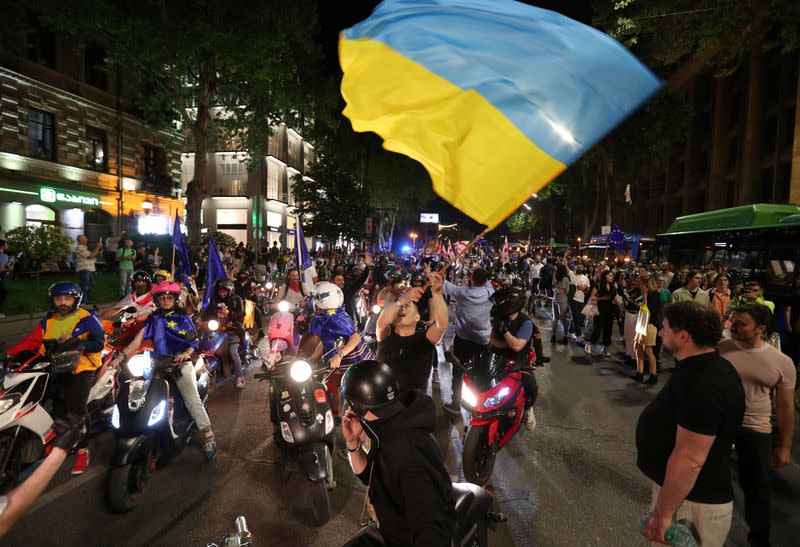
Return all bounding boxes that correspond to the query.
[131,270,152,291]
[214,278,234,296]
[236,269,250,283]
[386,268,410,285]
[409,270,426,287]
[490,286,526,318]
[48,281,83,311]
[340,360,404,420]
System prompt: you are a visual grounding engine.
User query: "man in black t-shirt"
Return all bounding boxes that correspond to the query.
[637,302,744,546]
[376,267,448,393]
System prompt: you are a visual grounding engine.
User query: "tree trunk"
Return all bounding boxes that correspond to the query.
[791,55,800,205]
[585,161,602,241]
[740,45,764,205]
[186,61,216,244]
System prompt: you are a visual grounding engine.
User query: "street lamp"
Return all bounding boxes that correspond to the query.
[577,237,582,253]
[410,232,418,248]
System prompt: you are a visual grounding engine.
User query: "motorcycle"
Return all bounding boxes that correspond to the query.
[457,352,534,486]
[254,340,341,526]
[0,341,116,492]
[451,482,507,546]
[107,350,211,512]
[199,318,258,384]
[207,516,253,547]
[263,300,305,368]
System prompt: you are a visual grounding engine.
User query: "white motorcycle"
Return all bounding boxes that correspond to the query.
[0,340,116,492]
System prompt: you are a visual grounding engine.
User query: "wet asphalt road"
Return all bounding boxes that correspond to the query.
[4,307,800,546]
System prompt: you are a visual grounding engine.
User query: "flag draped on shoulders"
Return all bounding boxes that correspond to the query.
[339,0,662,228]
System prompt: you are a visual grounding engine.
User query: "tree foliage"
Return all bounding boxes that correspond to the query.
[200,231,238,252]
[292,163,372,243]
[505,210,538,234]
[6,226,74,265]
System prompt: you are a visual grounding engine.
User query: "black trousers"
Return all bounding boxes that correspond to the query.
[590,305,614,346]
[735,428,773,547]
[569,299,585,336]
[521,368,538,407]
[450,336,487,406]
[53,371,96,449]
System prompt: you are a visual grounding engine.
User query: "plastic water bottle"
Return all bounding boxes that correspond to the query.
[638,515,698,547]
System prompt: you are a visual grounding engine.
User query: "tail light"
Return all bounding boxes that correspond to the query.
[314,389,327,404]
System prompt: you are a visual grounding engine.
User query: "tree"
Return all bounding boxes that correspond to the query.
[292,162,372,244]
[35,0,322,242]
[200,231,237,251]
[505,210,538,234]
[6,226,73,271]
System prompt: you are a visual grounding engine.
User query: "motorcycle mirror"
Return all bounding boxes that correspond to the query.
[334,337,345,350]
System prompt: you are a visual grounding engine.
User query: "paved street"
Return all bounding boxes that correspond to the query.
[3,307,800,546]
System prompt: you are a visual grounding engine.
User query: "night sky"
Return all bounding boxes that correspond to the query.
[315,1,593,235]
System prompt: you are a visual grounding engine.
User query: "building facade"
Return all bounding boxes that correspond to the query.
[181,124,316,250]
[615,49,800,235]
[0,27,183,245]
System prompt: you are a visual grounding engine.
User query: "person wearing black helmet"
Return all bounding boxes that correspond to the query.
[6,282,105,475]
[332,252,373,326]
[101,270,155,323]
[340,361,456,546]
[234,269,264,340]
[202,277,247,388]
[376,268,409,308]
[489,286,540,429]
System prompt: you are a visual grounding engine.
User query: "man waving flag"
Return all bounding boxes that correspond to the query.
[339,0,662,229]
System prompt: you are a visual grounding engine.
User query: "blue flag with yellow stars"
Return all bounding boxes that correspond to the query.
[608,224,626,252]
[142,310,199,357]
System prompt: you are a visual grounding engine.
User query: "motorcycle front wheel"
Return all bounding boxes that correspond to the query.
[462,423,497,486]
[308,478,331,526]
[107,458,152,513]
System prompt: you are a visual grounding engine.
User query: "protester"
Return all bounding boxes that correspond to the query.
[730,281,775,313]
[74,235,102,305]
[116,239,136,297]
[586,270,616,355]
[709,273,731,319]
[671,269,710,307]
[637,302,745,546]
[551,264,571,344]
[632,273,661,385]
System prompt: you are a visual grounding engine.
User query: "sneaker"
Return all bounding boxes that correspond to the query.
[71,448,90,475]
[524,408,537,431]
[575,336,584,344]
[235,377,246,389]
[203,437,218,460]
[599,346,609,355]
[568,333,577,341]
[584,343,593,353]
[0,314,6,319]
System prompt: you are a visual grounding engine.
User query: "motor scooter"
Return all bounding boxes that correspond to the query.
[198,318,258,385]
[263,300,305,368]
[457,352,536,486]
[107,350,210,512]
[254,340,341,526]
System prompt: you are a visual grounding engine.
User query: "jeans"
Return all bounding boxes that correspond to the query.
[227,334,244,379]
[450,336,487,406]
[735,428,772,547]
[78,269,95,303]
[552,297,570,339]
[569,299,585,337]
[119,269,133,297]
[174,362,211,432]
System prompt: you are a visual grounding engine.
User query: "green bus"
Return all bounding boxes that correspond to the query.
[655,203,800,298]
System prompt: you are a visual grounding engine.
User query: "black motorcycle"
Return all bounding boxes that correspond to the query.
[254,344,340,526]
[451,482,507,546]
[107,351,211,512]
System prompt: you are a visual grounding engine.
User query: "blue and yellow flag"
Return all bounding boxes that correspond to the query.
[340,0,662,228]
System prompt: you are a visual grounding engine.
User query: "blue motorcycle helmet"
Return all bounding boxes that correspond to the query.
[48,281,83,311]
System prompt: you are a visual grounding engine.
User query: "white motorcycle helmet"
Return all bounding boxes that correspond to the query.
[313,281,344,311]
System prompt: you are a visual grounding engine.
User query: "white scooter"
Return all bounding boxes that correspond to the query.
[0,339,116,492]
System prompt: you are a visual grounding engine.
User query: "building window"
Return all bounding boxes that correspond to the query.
[27,108,56,161]
[215,155,248,195]
[26,12,55,69]
[85,127,107,171]
[267,161,283,201]
[84,43,108,90]
[25,204,56,227]
[288,136,303,170]
[141,145,165,179]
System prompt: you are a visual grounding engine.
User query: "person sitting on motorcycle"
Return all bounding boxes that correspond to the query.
[275,268,305,307]
[202,278,248,389]
[101,270,155,325]
[375,268,409,307]
[111,281,217,459]
[153,269,172,284]
[332,252,373,328]
[6,282,105,475]
[233,269,264,340]
[488,286,539,429]
[340,361,456,546]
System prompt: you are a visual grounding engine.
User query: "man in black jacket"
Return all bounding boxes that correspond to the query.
[202,278,247,388]
[333,252,373,326]
[340,361,456,546]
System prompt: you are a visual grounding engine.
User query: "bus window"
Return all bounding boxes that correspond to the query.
[766,259,796,289]
[724,250,761,274]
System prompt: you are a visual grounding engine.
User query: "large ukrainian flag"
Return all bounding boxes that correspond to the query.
[340,0,662,228]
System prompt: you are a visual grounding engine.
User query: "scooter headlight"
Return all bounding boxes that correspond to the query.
[289,360,313,383]
[461,385,478,408]
[324,409,334,435]
[371,304,382,315]
[280,421,294,443]
[482,386,511,408]
[277,300,290,313]
[148,400,167,427]
[111,404,120,429]
[0,394,20,415]
[265,282,274,290]
[207,319,220,332]
[126,352,152,378]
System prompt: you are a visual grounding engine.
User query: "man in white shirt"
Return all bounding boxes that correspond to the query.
[528,256,543,308]
[75,235,102,304]
[569,264,591,342]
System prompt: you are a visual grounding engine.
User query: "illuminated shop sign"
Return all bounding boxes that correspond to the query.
[40,187,100,206]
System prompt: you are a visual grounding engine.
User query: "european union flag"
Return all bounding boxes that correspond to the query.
[203,237,228,308]
[172,213,191,288]
[609,225,626,252]
[142,310,199,356]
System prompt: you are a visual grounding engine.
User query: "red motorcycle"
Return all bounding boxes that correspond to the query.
[458,352,534,486]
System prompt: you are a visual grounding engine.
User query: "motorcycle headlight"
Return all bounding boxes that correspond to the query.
[126,352,152,378]
[371,304,382,314]
[324,409,334,435]
[277,300,290,313]
[265,282,274,290]
[207,319,219,332]
[482,386,511,408]
[289,360,313,383]
[0,394,20,414]
[461,385,478,408]
[148,400,167,427]
[111,404,120,429]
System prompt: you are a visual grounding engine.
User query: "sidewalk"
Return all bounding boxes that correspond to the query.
[0,302,116,344]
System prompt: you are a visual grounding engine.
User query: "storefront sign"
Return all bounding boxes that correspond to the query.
[40,187,99,206]
[268,226,281,233]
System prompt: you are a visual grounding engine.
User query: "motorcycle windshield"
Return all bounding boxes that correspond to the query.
[469,352,513,392]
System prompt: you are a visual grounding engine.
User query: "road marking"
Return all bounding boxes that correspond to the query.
[29,465,107,514]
